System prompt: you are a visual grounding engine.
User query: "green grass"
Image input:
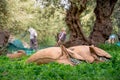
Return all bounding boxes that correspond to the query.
[0,44,120,80]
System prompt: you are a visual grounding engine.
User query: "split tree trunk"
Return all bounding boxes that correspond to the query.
[89,0,118,45]
[64,0,91,47]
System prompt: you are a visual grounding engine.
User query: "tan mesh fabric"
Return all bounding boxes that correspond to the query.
[26,46,74,66]
[7,50,26,59]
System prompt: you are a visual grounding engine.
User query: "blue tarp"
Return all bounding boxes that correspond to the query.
[7,39,35,55]
[116,42,120,46]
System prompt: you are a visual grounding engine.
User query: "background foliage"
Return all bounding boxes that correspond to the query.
[0,0,9,29]
[0,0,120,45]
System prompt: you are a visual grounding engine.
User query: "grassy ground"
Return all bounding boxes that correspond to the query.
[0,44,120,80]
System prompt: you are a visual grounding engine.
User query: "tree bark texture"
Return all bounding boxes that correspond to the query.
[64,0,91,47]
[89,0,118,45]
[0,30,10,55]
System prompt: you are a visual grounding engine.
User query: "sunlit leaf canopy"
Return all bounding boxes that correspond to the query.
[35,0,70,10]
[35,0,88,10]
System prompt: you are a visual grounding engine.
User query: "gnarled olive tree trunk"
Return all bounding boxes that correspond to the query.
[64,0,91,47]
[64,0,117,47]
[89,0,118,45]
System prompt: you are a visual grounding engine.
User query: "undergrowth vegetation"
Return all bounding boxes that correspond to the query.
[0,44,120,80]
